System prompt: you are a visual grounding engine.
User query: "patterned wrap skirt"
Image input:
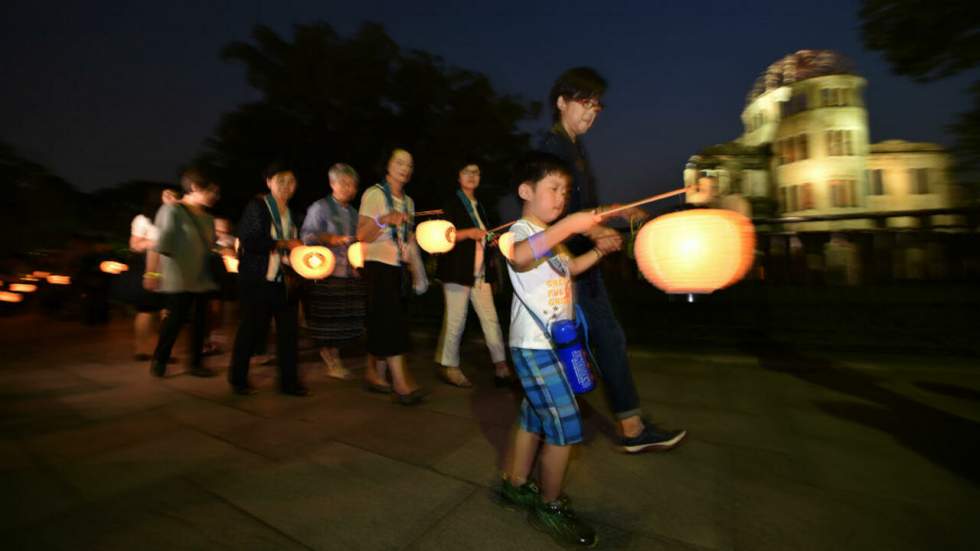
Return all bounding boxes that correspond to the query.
[302,276,367,348]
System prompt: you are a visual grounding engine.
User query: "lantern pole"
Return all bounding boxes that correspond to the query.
[593,188,687,219]
[414,209,444,217]
[487,187,687,237]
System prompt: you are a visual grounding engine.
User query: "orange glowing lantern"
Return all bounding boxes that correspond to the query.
[46,275,71,285]
[498,231,516,262]
[289,246,335,280]
[347,242,365,269]
[222,254,239,274]
[22,275,39,282]
[0,291,23,303]
[33,271,51,279]
[634,209,755,294]
[10,283,38,293]
[415,219,456,254]
[99,261,129,274]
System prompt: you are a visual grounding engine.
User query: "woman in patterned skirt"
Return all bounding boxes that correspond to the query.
[301,163,367,380]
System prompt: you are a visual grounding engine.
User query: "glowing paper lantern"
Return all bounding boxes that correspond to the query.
[498,231,516,261]
[0,291,23,303]
[222,254,239,274]
[347,242,365,269]
[634,209,755,294]
[289,246,335,280]
[415,220,456,254]
[33,271,51,279]
[46,275,71,285]
[10,283,37,293]
[99,261,129,274]
[22,275,39,282]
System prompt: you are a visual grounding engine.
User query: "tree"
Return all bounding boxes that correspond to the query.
[860,0,980,173]
[198,22,540,220]
[0,140,85,261]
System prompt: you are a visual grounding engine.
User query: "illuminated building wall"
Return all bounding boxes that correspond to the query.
[686,50,963,231]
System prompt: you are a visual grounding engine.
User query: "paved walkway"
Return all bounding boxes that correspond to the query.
[1,314,978,550]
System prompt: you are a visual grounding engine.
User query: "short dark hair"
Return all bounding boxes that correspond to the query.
[549,67,607,122]
[263,160,294,181]
[179,168,211,193]
[512,151,572,195]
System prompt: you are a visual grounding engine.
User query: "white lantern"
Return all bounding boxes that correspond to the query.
[416,219,456,254]
[9,283,37,293]
[46,275,71,285]
[0,291,23,303]
[634,209,755,294]
[498,231,516,261]
[99,261,129,274]
[289,246,335,279]
[222,254,239,274]
[347,242,365,269]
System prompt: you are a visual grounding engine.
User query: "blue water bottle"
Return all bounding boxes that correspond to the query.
[551,320,596,394]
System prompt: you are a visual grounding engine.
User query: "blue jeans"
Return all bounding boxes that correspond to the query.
[575,270,641,420]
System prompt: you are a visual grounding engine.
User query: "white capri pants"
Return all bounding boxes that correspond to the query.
[434,277,507,368]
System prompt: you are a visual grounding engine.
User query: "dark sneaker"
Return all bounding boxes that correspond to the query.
[621,423,686,453]
[149,361,166,378]
[497,478,540,511]
[528,496,597,547]
[188,366,218,378]
[231,384,256,396]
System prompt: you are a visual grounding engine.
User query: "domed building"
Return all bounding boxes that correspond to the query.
[684,50,963,230]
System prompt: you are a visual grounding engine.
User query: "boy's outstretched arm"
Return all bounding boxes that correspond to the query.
[508,211,601,271]
[568,247,605,276]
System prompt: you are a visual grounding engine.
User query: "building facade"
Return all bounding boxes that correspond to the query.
[685,50,963,230]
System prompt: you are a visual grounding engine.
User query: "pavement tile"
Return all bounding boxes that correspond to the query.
[0,461,82,532]
[202,440,475,551]
[2,477,308,551]
[329,402,482,468]
[48,427,254,501]
[23,409,184,462]
[567,438,733,551]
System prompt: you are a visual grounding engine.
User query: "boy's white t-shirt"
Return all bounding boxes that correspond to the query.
[506,218,574,350]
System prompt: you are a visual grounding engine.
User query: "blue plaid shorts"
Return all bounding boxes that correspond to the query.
[510,347,582,446]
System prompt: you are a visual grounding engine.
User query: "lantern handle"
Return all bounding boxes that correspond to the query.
[414,209,444,217]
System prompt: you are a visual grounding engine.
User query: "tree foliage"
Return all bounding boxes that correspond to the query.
[860,0,980,173]
[199,22,540,219]
[0,140,84,260]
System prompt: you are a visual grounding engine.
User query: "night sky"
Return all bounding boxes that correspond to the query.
[1,0,973,206]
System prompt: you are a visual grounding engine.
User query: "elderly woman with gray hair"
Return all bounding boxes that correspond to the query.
[301,163,367,381]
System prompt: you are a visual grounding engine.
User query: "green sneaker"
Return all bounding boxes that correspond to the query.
[497,478,540,511]
[528,496,597,548]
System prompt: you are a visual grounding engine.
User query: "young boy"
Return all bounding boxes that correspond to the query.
[498,152,617,548]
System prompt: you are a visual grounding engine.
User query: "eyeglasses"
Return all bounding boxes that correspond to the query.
[573,98,604,112]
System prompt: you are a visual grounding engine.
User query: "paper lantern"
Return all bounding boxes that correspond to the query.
[415,219,456,254]
[347,242,365,269]
[99,261,129,274]
[33,271,51,278]
[46,275,71,285]
[497,231,516,261]
[21,275,39,282]
[0,291,23,303]
[634,209,755,294]
[9,283,37,293]
[222,254,239,274]
[289,246,335,280]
